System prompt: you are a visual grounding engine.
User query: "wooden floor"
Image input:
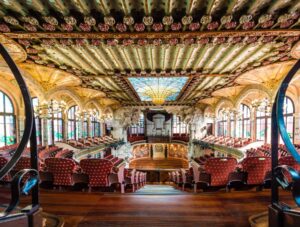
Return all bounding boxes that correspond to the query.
[12,185,295,227]
[129,158,189,170]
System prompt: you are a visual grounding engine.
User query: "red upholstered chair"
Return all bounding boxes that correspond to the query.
[80,159,113,189]
[279,156,300,182]
[45,158,77,186]
[0,157,10,182]
[241,157,271,185]
[205,158,237,186]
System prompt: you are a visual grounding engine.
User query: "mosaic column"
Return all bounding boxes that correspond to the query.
[251,107,256,141]
[40,109,49,147]
[294,113,300,144]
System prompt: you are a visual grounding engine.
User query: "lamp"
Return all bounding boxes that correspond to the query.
[34,99,66,118]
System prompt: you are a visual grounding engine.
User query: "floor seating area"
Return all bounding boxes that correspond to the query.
[245,143,300,158]
[67,136,119,149]
[202,135,253,148]
[169,155,274,192]
[0,143,146,193]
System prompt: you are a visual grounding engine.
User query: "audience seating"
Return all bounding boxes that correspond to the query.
[45,158,77,187]
[0,157,10,182]
[201,136,253,148]
[80,159,113,190]
[241,157,271,186]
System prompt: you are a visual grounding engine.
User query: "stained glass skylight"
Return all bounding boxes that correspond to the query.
[128,77,188,104]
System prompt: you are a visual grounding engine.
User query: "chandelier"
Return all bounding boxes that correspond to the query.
[251,98,271,112]
[34,100,66,118]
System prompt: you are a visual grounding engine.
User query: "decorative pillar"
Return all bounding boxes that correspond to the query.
[63,112,68,142]
[18,115,25,143]
[227,112,230,137]
[40,109,49,147]
[251,107,256,141]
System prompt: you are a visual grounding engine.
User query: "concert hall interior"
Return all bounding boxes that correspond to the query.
[0,1,300,227]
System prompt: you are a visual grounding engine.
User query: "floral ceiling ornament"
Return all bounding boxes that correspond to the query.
[162,16,173,25]
[200,15,212,25]
[24,23,37,32]
[152,23,163,31]
[84,16,96,26]
[182,15,193,25]
[21,16,39,26]
[43,23,56,31]
[0,23,10,32]
[61,23,73,32]
[43,16,58,25]
[134,23,145,32]
[143,16,154,26]
[239,15,253,24]
[123,16,134,26]
[258,14,272,24]
[116,23,127,32]
[104,16,115,26]
[79,23,91,32]
[64,16,77,25]
[221,15,233,24]
[98,23,109,32]
[171,22,182,31]
[3,16,19,26]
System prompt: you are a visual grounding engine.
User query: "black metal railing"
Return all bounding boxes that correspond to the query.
[0,44,39,218]
[270,59,300,226]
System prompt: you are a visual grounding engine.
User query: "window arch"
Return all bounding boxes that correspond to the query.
[237,104,251,138]
[0,91,16,146]
[67,105,79,140]
[217,110,228,136]
[90,111,101,137]
[173,115,188,135]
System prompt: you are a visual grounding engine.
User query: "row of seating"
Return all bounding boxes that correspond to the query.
[246,143,298,158]
[0,154,146,193]
[127,135,145,143]
[170,155,299,192]
[67,136,118,148]
[202,135,253,148]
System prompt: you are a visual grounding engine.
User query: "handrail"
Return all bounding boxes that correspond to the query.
[0,43,39,218]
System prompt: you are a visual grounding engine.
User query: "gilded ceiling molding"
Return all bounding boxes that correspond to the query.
[233,85,273,110]
[46,87,83,110]
[214,98,235,116]
[4,30,300,39]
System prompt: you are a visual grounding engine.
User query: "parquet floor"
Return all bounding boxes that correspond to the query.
[13,185,295,227]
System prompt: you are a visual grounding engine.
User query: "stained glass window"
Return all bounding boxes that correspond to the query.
[236,104,251,138]
[128,77,188,102]
[68,105,78,140]
[0,91,16,146]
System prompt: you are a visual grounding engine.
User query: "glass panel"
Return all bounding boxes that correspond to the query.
[0,92,4,113]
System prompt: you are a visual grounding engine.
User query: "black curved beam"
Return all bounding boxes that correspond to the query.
[276,60,300,163]
[0,44,33,179]
[271,59,300,209]
[0,169,39,217]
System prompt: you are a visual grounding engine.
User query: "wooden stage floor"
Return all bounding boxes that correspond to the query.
[13,186,295,227]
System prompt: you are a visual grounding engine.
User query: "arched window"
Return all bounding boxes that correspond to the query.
[217,111,227,136]
[282,96,294,143]
[0,91,16,146]
[67,106,79,140]
[256,108,267,142]
[53,110,63,142]
[90,111,101,137]
[129,113,144,136]
[172,115,188,135]
[32,97,42,145]
[230,112,235,137]
[237,104,251,138]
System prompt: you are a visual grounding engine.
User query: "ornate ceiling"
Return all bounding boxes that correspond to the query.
[0,0,299,107]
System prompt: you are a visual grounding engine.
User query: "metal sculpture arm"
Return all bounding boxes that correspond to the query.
[0,44,33,179]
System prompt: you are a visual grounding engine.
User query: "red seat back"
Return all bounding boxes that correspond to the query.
[205,158,237,186]
[279,156,300,171]
[80,159,113,187]
[13,156,31,171]
[0,157,10,181]
[45,158,76,186]
[242,157,271,185]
